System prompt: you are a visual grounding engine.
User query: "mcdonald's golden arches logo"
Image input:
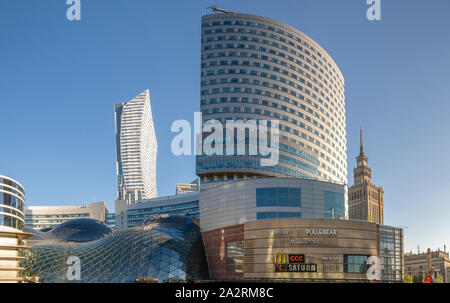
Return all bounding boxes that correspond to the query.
[274,252,288,264]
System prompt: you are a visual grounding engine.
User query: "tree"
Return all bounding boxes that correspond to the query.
[434,274,445,283]
[412,273,424,283]
[403,274,413,283]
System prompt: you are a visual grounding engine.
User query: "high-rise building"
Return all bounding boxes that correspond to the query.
[0,175,33,282]
[197,12,347,184]
[115,90,157,204]
[348,128,384,224]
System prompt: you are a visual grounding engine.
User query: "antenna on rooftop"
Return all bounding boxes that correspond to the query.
[207,6,235,14]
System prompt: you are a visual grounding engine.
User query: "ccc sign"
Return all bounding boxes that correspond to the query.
[274,253,305,264]
[289,254,305,263]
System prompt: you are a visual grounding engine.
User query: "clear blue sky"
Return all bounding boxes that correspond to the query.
[1,0,449,253]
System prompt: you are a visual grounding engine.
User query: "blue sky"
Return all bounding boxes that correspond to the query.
[0,0,449,252]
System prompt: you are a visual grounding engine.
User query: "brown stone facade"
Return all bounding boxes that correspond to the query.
[202,224,244,280]
[203,219,404,282]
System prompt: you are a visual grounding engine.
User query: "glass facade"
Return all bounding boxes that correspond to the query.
[226,241,244,273]
[127,201,199,227]
[324,191,345,220]
[256,187,301,207]
[344,255,369,273]
[21,215,209,283]
[379,225,403,282]
[197,13,347,184]
[0,176,25,231]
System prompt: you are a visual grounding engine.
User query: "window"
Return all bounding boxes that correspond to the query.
[256,188,301,207]
[325,191,345,219]
[344,255,369,273]
[226,241,244,273]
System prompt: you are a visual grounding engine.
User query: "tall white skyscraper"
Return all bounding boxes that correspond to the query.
[115,90,157,204]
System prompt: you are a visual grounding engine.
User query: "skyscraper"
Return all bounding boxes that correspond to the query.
[348,128,384,224]
[115,90,157,204]
[197,12,347,184]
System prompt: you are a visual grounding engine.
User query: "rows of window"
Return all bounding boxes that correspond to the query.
[0,192,24,212]
[196,156,321,180]
[0,185,25,199]
[25,213,90,219]
[0,177,25,194]
[201,19,344,90]
[128,208,199,224]
[197,118,345,181]
[201,50,344,114]
[201,101,345,168]
[200,87,346,170]
[201,86,344,147]
[128,201,199,215]
[0,213,24,230]
[0,206,25,219]
[379,227,403,281]
[200,64,344,134]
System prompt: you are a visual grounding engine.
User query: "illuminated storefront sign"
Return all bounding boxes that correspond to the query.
[274,252,316,272]
[305,228,337,236]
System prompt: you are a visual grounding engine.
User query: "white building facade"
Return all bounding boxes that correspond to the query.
[115,90,158,204]
[25,201,109,230]
[0,175,33,283]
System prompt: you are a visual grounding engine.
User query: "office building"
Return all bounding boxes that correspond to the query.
[115,89,158,204]
[198,12,347,184]
[0,175,33,283]
[197,10,403,283]
[21,215,209,283]
[348,129,384,224]
[405,249,450,283]
[115,192,199,229]
[176,179,200,195]
[25,201,109,230]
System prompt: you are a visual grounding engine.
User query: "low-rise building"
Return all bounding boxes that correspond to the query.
[25,201,109,230]
[404,249,450,282]
[115,192,199,229]
[176,179,200,195]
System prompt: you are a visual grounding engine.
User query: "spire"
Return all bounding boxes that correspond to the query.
[360,127,364,155]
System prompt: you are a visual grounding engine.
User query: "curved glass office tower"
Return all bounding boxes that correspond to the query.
[197,12,347,184]
[0,175,25,232]
[0,175,32,282]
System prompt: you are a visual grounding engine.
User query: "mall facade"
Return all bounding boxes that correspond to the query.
[200,177,403,282]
